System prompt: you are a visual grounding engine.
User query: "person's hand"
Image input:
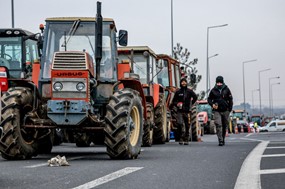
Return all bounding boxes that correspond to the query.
[213,103,218,110]
[177,102,183,109]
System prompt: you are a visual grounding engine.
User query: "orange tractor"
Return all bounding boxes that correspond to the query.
[0,2,147,160]
[156,54,199,141]
[118,46,169,146]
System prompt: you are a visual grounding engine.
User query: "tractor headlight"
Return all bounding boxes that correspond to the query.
[53,82,63,91]
[76,82,85,91]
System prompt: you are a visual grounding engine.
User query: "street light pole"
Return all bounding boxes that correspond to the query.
[206,24,228,98]
[271,82,280,116]
[11,0,14,28]
[171,0,174,57]
[258,68,271,114]
[208,53,219,90]
[269,76,280,116]
[242,59,257,112]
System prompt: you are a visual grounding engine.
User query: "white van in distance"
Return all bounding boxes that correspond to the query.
[259,120,285,132]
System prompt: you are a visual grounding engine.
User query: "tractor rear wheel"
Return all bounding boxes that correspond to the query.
[105,88,143,159]
[0,87,52,160]
[209,120,216,134]
[153,94,168,144]
[142,103,154,147]
[191,105,198,141]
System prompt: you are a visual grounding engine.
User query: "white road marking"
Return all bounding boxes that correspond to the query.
[24,156,84,168]
[234,141,269,189]
[262,154,285,157]
[72,167,143,189]
[240,138,264,142]
[260,168,285,174]
[245,133,252,137]
[266,146,285,149]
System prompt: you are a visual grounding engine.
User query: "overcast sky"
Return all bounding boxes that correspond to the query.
[1,0,285,108]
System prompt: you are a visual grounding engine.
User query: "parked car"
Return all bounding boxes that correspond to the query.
[259,120,285,132]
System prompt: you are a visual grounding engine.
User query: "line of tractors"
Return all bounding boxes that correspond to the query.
[0,2,202,160]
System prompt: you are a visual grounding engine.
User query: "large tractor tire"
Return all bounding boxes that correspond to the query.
[209,120,216,134]
[104,88,143,159]
[142,103,154,147]
[153,94,168,144]
[171,106,180,142]
[191,105,199,141]
[0,87,52,160]
[165,112,171,142]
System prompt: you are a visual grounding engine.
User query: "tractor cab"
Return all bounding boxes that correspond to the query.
[39,17,127,104]
[0,28,40,92]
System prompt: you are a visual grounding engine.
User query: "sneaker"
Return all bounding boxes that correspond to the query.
[184,142,189,145]
[179,139,183,145]
[219,141,223,146]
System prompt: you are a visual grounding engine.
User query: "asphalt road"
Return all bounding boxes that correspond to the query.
[0,132,284,189]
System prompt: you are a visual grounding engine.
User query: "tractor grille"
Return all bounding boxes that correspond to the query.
[53,52,88,70]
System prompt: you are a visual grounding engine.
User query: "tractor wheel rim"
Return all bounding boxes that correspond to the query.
[130,106,140,146]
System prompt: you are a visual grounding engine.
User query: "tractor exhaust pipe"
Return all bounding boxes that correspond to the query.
[95,1,103,80]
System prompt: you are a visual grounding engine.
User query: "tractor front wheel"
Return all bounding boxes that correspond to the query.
[105,88,143,159]
[0,87,52,160]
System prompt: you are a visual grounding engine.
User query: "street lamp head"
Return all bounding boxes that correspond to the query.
[259,68,271,73]
[243,59,257,64]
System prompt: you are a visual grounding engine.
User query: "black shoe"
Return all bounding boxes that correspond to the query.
[179,140,183,145]
[219,141,223,146]
[222,141,225,145]
[184,141,189,145]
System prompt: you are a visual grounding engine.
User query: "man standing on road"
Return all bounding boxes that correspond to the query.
[172,78,197,145]
[208,76,233,146]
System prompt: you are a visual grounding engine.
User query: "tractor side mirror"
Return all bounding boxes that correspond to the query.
[118,30,128,46]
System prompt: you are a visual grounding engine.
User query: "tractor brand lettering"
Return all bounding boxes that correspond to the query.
[55,72,83,77]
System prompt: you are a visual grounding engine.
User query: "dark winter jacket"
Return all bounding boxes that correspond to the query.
[172,87,197,113]
[207,84,233,112]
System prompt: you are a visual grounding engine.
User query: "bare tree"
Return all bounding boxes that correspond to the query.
[173,43,204,99]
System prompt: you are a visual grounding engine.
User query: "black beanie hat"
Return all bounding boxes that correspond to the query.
[180,77,187,84]
[216,76,224,83]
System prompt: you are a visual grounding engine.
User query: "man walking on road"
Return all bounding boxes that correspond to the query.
[172,78,197,145]
[208,76,233,146]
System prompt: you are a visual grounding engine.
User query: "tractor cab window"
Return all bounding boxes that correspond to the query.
[175,65,180,87]
[0,37,22,70]
[157,59,169,87]
[171,64,176,87]
[150,55,158,84]
[42,21,115,80]
[133,55,147,84]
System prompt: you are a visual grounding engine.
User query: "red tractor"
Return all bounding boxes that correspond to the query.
[196,100,215,134]
[118,46,169,146]
[156,54,199,141]
[0,2,146,160]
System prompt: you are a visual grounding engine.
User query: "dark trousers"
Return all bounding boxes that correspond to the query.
[177,112,190,142]
[213,111,230,143]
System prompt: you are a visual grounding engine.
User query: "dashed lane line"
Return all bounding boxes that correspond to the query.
[260,168,285,175]
[24,156,84,168]
[234,141,269,189]
[262,154,285,157]
[71,167,143,189]
[266,146,285,149]
[240,137,264,142]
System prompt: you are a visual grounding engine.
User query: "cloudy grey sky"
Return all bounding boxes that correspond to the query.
[1,0,285,108]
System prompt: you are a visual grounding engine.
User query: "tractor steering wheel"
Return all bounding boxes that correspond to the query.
[3,53,12,61]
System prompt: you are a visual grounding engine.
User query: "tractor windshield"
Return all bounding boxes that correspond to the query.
[157,59,170,87]
[0,36,39,78]
[42,20,116,80]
